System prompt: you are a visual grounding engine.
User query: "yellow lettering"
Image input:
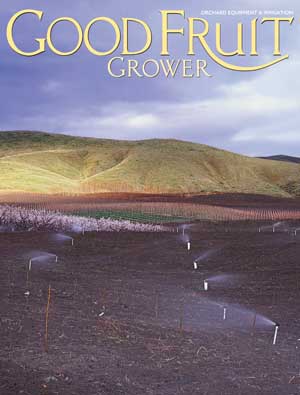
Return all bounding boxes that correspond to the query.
[7,9,46,56]
[261,17,294,55]
[216,22,245,56]
[161,10,185,55]
[189,18,288,71]
[84,17,121,56]
[122,18,152,55]
[47,17,83,56]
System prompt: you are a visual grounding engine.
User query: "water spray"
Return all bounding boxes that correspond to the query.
[193,261,198,270]
[272,222,283,233]
[204,280,208,291]
[28,253,58,270]
[273,323,279,345]
[53,233,74,245]
[187,242,191,251]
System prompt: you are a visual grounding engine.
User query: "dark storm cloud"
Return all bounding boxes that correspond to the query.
[0,0,299,156]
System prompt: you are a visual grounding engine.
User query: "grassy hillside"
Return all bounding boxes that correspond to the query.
[0,131,299,197]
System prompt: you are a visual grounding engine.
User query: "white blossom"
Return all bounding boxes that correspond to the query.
[0,205,169,233]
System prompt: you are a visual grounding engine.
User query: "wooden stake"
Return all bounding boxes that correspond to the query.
[251,313,257,337]
[179,305,184,334]
[45,284,51,353]
[155,292,159,319]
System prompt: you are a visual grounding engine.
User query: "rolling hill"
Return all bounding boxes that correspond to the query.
[0,131,299,197]
[259,155,300,164]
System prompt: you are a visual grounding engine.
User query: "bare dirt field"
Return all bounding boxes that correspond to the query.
[1,220,300,394]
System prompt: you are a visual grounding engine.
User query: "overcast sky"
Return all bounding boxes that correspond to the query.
[0,0,299,156]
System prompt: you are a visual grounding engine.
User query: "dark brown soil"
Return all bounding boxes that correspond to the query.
[1,222,300,394]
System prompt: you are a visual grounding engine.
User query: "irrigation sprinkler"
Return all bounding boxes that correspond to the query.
[183,228,185,236]
[193,261,198,270]
[27,260,32,285]
[187,242,191,251]
[71,238,74,246]
[273,226,275,233]
[258,227,261,233]
[273,323,279,345]
[204,280,208,291]
[223,306,227,320]
[55,255,58,263]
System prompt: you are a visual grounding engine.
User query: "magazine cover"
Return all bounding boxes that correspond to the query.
[0,1,299,394]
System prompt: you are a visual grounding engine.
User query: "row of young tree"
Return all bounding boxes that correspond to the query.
[20,201,300,222]
[0,205,168,232]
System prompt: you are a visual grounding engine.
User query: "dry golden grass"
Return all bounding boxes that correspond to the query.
[0,131,299,197]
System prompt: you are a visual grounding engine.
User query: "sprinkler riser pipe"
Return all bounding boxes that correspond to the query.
[273,325,279,345]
